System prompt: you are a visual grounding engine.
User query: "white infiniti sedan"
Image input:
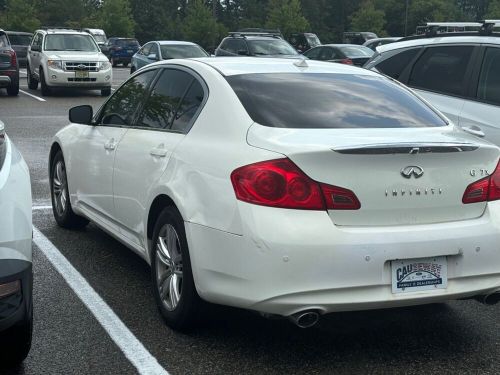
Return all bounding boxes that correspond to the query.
[50,57,500,330]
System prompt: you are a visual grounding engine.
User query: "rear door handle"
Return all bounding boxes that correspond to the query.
[150,144,167,157]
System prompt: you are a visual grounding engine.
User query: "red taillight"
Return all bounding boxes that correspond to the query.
[8,50,17,67]
[340,58,353,65]
[463,161,500,204]
[231,158,360,210]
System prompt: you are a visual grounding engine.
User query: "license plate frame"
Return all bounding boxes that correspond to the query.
[391,256,447,294]
[75,70,89,79]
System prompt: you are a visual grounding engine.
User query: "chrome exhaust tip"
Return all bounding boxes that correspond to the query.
[289,310,320,328]
[481,292,500,305]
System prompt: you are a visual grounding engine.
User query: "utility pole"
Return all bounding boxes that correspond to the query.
[213,0,217,19]
[404,0,409,36]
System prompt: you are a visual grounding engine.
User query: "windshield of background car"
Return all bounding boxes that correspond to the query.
[247,39,299,56]
[306,35,321,47]
[160,44,209,59]
[226,73,447,128]
[117,39,140,48]
[44,34,98,51]
[339,46,374,58]
[7,34,31,46]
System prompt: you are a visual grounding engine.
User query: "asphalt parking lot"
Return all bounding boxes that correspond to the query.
[1,67,499,375]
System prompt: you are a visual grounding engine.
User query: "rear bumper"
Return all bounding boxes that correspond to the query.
[0,75,13,87]
[187,202,500,317]
[0,259,32,331]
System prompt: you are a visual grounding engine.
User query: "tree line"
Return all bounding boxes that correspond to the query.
[2,0,500,49]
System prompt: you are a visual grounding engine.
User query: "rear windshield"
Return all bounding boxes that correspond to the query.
[7,34,31,46]
[226,73,447,128]
[117,39,139,47]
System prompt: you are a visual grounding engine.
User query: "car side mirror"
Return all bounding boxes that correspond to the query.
[237,49,249,56]
[31,45,40,52]
[147,53,158,61]
[69,105,93,125]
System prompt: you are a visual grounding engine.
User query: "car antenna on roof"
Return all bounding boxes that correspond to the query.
[293,58,308,68]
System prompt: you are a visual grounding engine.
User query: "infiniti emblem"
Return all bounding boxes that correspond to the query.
[401,166,424,179]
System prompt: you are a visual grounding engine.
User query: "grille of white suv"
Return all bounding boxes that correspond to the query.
[64,62,99,72]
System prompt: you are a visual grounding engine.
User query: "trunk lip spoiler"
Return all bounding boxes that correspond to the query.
[333,142,479,154]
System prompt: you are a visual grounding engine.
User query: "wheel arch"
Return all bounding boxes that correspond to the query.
[147,194,181,244]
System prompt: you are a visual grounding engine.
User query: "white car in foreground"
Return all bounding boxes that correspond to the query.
[50,57,500,331]
[0,121,32,362]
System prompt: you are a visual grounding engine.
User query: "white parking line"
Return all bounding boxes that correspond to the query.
[32,205,53,211]
[19,90,46,102]
[33,227,169,375]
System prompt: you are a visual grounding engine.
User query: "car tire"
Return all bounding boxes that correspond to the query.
[111,57,117,67]
[27,64,39,90]
[0,296,33,365]
[101,88,111,96]
[39,69,51,96]
[50,151,89,229]
[151,206,204,331]
[7,75,19,96]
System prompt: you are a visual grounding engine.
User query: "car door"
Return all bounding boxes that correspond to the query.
[112,67,206,248]
[460,46,500,146]
[70,69,158,230]
[29,32,42,73]
[405,45,476,124]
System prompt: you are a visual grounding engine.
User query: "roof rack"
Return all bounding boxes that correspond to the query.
[40,26,82,32]
[230,29,283,39]
[401,20,500,41]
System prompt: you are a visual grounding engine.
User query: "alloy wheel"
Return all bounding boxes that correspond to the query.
[52,160,68,217]
[155,224,184,311]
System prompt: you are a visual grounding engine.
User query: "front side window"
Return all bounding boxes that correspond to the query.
[376,48,420,79]
[99,70,157,126]
[408,46,474,96]
[140,43,152,56]
[319,47,337,60]
[44,34,98,52]
[149,43,159,57]
[477,48,500,106]
[137,69,194,130]
[227,73,447,129]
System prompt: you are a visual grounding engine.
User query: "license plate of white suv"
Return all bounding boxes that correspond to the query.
[391,256,447,294]
[75,70,89,79]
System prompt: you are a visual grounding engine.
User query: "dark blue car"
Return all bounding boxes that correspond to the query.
[106,37,140,67]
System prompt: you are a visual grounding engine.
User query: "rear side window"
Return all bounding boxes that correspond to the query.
[477,48,500,106]
[226,73,447,129]
[137,69,194,130]
[376,48,419,79]
[0,33,9,47]
[408,46,474,96]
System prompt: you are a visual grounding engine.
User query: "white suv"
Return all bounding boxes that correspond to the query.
[27,28,112,96]
[365,21,500,146]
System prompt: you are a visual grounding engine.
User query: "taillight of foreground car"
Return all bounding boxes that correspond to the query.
[231,158,360,210]
[463,161,500,204]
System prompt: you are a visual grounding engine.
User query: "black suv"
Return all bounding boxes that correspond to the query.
[288,32,321,53]
[215,31,300,58]
[0,29,19,96]
[5,31,31,68]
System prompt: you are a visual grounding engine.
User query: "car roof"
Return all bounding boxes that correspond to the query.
[224,35,283,41]
[154,41,198,46]
[378,35,500,54]
[6,31,32,35]
[320,44,370,48]
[188,57,381,77]
[37,29,89,35]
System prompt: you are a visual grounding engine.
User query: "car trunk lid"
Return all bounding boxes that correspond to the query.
[247,124,499,226]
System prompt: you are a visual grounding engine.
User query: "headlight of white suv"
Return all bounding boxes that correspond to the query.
[99,61,111,70]
[47,60,63,70]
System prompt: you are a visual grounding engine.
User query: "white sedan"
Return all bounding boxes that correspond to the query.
[50,57,500,330]
[0,121,32,362]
